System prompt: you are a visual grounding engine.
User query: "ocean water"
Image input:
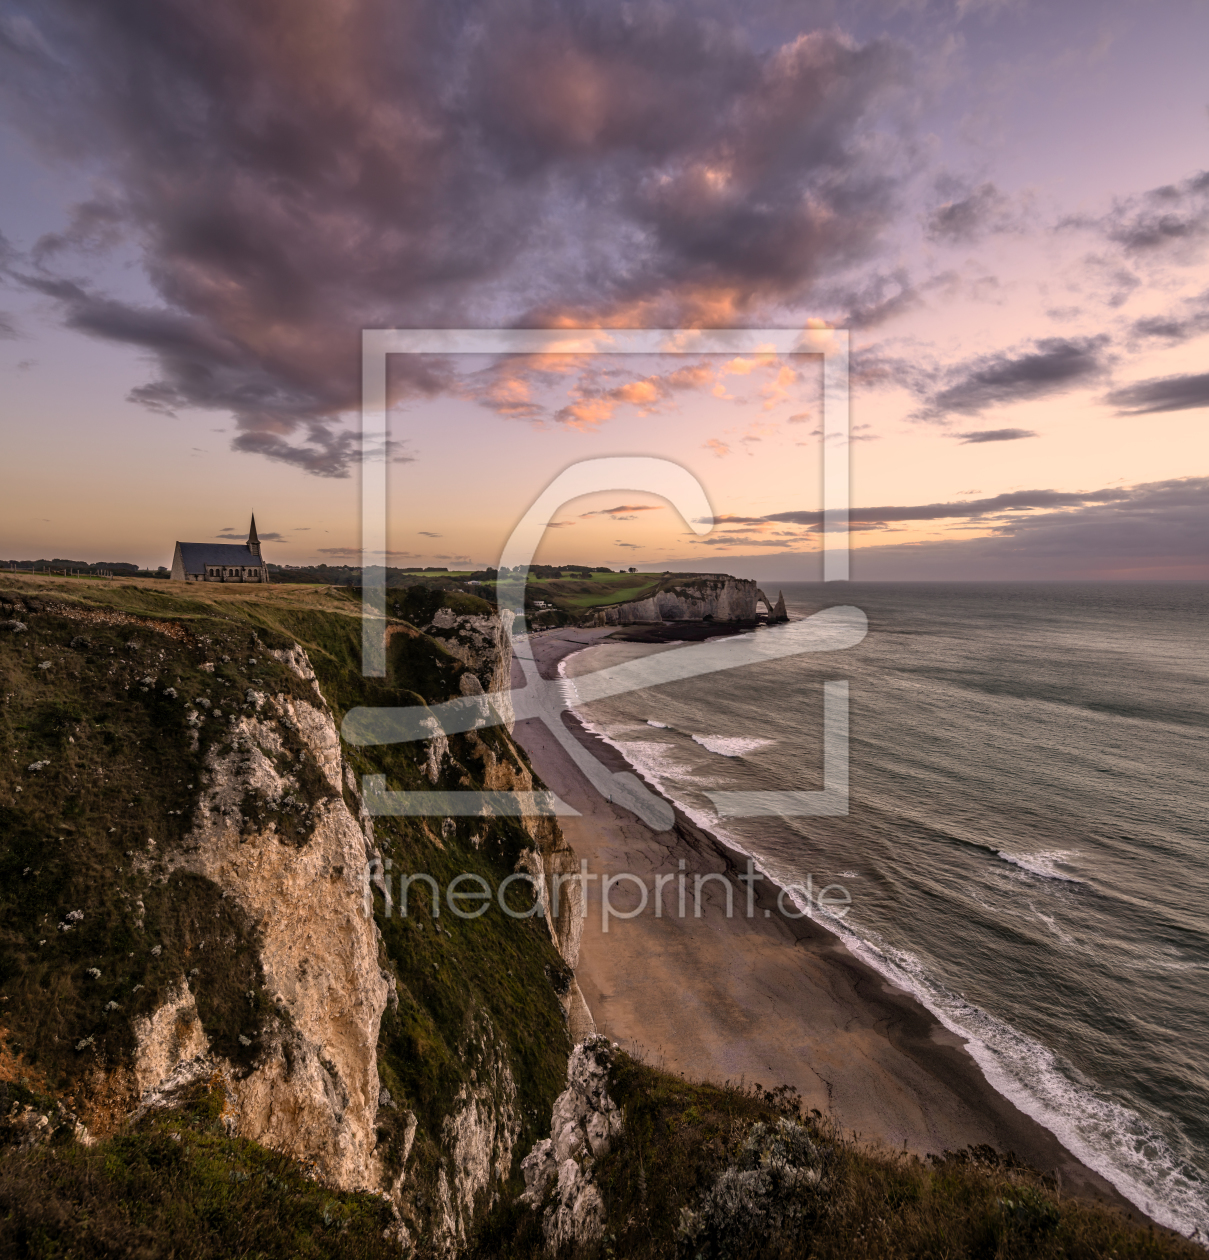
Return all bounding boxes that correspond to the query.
[559,582,1209,1237]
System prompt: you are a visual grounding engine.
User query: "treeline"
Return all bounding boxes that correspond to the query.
[1,559,167,577]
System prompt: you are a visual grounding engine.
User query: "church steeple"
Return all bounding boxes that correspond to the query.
[248,513,261,557]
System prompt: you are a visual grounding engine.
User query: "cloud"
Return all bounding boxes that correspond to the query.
[317,546,420,559]
[925,181,1015,243]
[704,438,731,457]
[918,336,1109,418]
[664,478,1209,580]
[755,485,1134,530]
[217,528,285,541]
[418,531,442,538]
[0,311,18,339]
[544,361,722,430]
[1127,289,1209,345]
[851,476,1209,579]
[0,2,911,474]
[1105,372,1209,415]
[696,535,796,547]
[1092,170,1209,254]
[615,541,640,550]
[953,428,1038,443]
[579,504,663,519]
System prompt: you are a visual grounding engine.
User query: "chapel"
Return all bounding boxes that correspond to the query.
[170,515,270,583]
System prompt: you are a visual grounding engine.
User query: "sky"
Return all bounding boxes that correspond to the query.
[0,0,1206,580]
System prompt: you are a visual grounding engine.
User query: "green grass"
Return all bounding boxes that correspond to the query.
[0,1076,401,1259]
[525,572,663,614]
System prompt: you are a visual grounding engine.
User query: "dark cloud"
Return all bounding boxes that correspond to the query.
[1097,171,1209,253]
[668,478,1209,580]
[1127,289,1209,345]
[918,336,1109,418]
[0,0,911,475]
[925,181,1014,244]
[418,531,442,538]
[953,428,1037,443]
[753,485,1132,529]
[1105,372,1209,416]
[0,311,18,338]
[833,267,921,328]
[851,476,1209,579]
[218,528,284,541]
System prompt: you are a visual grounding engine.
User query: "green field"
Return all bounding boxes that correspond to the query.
[525,570,671,613]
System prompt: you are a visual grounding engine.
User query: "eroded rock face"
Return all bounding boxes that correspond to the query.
[133,980,209,1095]
[521,1036,621,1252]
[421,607,516,731]
[162,650,389,1192]
[436,1021,520,1247]
[591,576,760,625]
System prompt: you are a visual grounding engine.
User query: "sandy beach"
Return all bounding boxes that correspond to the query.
[511,626,1139,1215]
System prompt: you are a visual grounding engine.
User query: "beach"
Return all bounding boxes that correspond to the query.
[510,625,1139,1215]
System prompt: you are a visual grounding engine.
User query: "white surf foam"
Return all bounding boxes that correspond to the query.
[997,849,1084,882]
[690,734,773,757]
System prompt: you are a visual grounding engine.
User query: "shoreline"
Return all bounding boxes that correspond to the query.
[510,625,1150,1223]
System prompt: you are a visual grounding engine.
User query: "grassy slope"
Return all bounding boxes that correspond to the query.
[476,1054,1203,1260]
[0,1073,400,1259]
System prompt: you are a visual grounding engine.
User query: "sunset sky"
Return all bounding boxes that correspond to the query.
[1,0,1206,579]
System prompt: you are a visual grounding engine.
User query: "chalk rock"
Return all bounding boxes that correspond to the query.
[591,576,761,625]
[166,643,389,1192]
[520,1035,621,1252]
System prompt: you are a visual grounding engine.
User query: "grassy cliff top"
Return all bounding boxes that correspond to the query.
[524,570,745,615]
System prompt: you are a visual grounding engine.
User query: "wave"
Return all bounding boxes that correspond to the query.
[690,734,773,758]
[997,849,1084,882]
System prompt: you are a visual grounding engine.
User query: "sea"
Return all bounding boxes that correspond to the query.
[558,582,1209,1237]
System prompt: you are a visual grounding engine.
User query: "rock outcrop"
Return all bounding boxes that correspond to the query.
[161,646,389,1192]
[399,605,516,730]
[520,1036,622,1252]
[590,575,760,625]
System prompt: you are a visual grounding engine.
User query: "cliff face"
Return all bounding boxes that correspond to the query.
[591,575,759,625]
[166,646,390,1191]
[0,579,582,1252]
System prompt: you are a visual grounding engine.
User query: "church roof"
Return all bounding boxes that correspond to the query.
[175,541,263,570]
